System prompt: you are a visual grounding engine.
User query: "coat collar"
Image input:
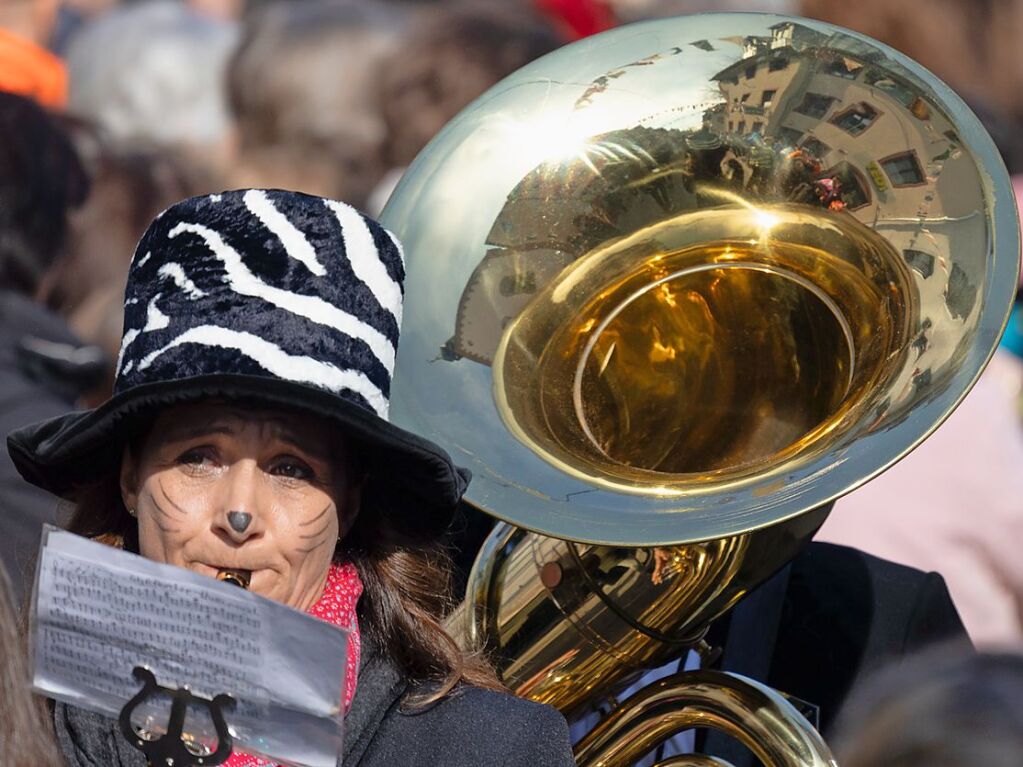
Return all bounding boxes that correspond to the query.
[342,636,407,766]
[701,562,793,767]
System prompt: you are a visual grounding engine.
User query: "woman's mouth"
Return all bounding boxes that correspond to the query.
[215,567,252,589]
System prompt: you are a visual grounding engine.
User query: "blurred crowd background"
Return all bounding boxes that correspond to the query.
[2,0,1023,764]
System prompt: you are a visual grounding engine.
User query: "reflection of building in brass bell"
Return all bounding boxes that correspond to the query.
[227,511,251,533]
[381,12,1020,545]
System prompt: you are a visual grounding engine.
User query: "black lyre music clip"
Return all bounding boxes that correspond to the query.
[118,667,237,766]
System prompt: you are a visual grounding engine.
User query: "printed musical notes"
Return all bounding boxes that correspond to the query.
[32,528,348,767]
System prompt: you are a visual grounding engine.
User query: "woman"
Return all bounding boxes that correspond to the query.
[7,189,575,766]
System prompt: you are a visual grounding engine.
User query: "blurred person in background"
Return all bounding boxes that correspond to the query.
[0,91,100,601]
[51,0,233,388]
[0,0,60,48]
[800,0,1023,134]
[369,0,561,214]
[226,0,403,210]
[63,0,238,161]
[530,0,616,40]
[817,345,1023,646]
[37,134,221,404]
[0,0,67,109]
[833,646,1023,767]
[25,1,234,407]
[606,0,795,22]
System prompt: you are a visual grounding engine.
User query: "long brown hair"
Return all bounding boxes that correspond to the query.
[66,450,502,706]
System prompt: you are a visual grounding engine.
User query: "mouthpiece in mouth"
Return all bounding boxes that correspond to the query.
[216,569,251,589]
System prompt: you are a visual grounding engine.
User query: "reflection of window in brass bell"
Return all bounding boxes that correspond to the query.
[499,272,536,296]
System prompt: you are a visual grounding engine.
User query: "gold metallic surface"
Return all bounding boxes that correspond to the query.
[396,12,1020,766]
[572,670,837,767]
[652,757,736,767]
[459,505,826,716]
[381,13,1020,546]
[215,569,250,589]
[494,206,912,492]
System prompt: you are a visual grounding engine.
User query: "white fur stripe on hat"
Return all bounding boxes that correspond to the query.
[113,189,405,419]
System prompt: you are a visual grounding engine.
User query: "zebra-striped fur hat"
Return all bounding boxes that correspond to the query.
[8,189,469,529]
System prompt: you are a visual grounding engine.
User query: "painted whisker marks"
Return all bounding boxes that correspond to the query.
[156,479,189,516]
[298,521,332,540]
[298,502,332,528]
[144,489,182,533]
[296,505,336,553]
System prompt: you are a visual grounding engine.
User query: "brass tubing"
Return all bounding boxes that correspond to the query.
[483,508,828,715]
[653,757,736,767]
[573,670,837,767]
[465,523,527,650]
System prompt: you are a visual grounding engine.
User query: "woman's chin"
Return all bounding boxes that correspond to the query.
[247,569,273,598]
[246,572,302,608]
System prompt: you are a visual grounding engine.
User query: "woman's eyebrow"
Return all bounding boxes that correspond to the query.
[159,422,237,443]
[260,420,331,460]
[275,431,331,462]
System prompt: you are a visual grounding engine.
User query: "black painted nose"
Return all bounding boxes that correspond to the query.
[227,511,252,533]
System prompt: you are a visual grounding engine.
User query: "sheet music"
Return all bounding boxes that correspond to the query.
[38,551,265,704]
[32,527,349,767]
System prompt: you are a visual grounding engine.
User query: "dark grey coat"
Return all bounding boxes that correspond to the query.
[0,291,104,601]
[54,640,576,766]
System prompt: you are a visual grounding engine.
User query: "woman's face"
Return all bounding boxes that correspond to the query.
[120,402,359,611]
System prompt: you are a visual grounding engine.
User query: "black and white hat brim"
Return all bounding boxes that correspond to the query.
[8,189,471,535]
[7,373,469,535]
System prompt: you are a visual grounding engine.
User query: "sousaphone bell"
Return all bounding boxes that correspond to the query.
[381,13,1020,766]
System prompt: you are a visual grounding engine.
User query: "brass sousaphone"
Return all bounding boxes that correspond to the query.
[380,13,1020,766]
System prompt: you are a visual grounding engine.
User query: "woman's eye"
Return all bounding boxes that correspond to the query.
[272,459,313,481]
[177,448,214,469]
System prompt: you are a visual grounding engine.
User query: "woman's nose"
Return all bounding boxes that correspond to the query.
[228,511,252,533]
[215,461,264,542]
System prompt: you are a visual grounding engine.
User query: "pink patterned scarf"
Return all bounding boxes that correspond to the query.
[224,561,363,767]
